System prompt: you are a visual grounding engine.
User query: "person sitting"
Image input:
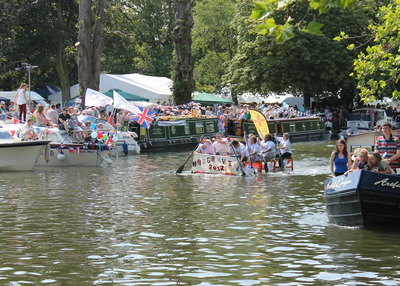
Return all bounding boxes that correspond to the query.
[248,135,261,163]
[275,132,293,171]
[83,120,93,142]
[344,148,370,176]
[194,136,215,155]
[212,133,230,156]
[260,133,276,173]
[58,107,71,132]
[370,151,394,174]
[98,110,107,121]
[230,139,248,165]
[46,104,59,125]
[34,104,55,127]
[22,119,38,140]
[68,106,84,142]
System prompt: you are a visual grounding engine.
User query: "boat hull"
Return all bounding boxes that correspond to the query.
[0,140,51,171]
[324,171,400,228]
[36,146,111,167]
[192,153,241,176]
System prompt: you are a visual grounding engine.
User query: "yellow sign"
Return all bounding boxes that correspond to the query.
[249,110,269,138]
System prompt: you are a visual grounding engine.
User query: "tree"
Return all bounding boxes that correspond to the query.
[102,0,176,77]
[250,0,356,43]
[224,0,382,107]
[76,0,107,101]
[192,0,237,93]
[352,3,400,103]
[0,0,78,100]
[172,0,195,104]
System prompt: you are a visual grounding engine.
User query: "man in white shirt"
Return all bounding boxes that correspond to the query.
[47,104,59,124]
[230,139,248,165]
[213,133,230,155]
[22,119,38,140]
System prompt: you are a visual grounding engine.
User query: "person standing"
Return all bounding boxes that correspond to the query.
[368,104,375,125]
[275,133,293,171]
[15,83,28,122]
[375,121,400,170]
[330,138,351,177]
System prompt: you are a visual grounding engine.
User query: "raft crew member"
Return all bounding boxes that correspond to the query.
[275,133,293,171]
[248,136,261,163]
[22,119,38,140]
[194,136,215,155]
[213,133,230,156]
[375,121,400,170]
[260,133,276,173]
[230,139,248,165]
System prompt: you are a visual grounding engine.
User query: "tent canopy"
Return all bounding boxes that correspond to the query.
[192,92,232,105]
[100,73,173,103]
[0,91,45,101]
[103,89,149,102]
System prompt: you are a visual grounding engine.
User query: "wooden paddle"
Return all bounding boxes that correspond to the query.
[176,143,199,174]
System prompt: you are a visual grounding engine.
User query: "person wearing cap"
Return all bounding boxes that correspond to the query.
[375,121,400,170]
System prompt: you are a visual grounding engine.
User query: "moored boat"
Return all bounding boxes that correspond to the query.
[324,170,400,228]
[191,153,241,176]
[0,139,52,171]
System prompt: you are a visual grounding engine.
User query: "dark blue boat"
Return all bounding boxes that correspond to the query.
[324,170,400,228]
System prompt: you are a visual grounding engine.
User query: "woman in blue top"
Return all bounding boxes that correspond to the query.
[330,138,351,177]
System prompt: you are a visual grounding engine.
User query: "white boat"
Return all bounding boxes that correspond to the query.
[191,153,241,175]
[78,116,140,155]
[0,119,112,167]
[346,130,400,153]
[0,125,50,171]
[35,143,112,167]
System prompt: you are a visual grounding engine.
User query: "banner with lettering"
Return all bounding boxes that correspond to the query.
[324,171,360,196]
[192,153,240,176]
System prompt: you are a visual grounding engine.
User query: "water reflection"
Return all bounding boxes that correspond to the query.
[0,140,399,285]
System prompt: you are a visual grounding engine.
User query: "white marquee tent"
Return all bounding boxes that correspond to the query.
[99,73,173,103]
[0,91,45,103]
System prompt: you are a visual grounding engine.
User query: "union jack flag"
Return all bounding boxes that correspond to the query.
[129,107,155,129]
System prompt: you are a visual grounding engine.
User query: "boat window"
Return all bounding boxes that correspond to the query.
[196,123,204,133]
[350,145,373,153]
[206,122,214,133]
[290,123,296,132]
[302,123,306,130]
[0,132,12,139]
[185,124,190,135]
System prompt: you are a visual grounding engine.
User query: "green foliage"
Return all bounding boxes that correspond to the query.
[192,0,237,93]
[102,0,175,77]
[0,0,78,91]
[250,0,356,43]
[353,3,400,102]
[224,0,381,106]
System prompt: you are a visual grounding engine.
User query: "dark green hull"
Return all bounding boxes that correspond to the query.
[132,118,219,152]
[134,117,329,152]
[237,117,330,143]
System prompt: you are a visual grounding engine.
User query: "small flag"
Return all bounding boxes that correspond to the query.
[56,146,62,153]
[13,119,18,125]
[10,131,15,137]
[42,151,45,155]
[76,98,82,103]
[50,150,54,156]
[69,148,74,153]
[76,147,81,154]
[47,129,52,134]
[1,114,6,120]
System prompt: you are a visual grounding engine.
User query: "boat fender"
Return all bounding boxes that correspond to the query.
[45,145,50,163]
[123,141,128,155]
[100,155,113,165]
[58,152,66,161]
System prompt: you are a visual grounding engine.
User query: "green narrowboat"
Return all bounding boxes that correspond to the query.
[131,117,220,152]
[228,117,330,143]
[131,116,329,152]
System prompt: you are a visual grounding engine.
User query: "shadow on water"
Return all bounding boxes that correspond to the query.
[0,140,399,285]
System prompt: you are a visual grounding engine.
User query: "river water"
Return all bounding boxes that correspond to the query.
[1,140,400,286]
